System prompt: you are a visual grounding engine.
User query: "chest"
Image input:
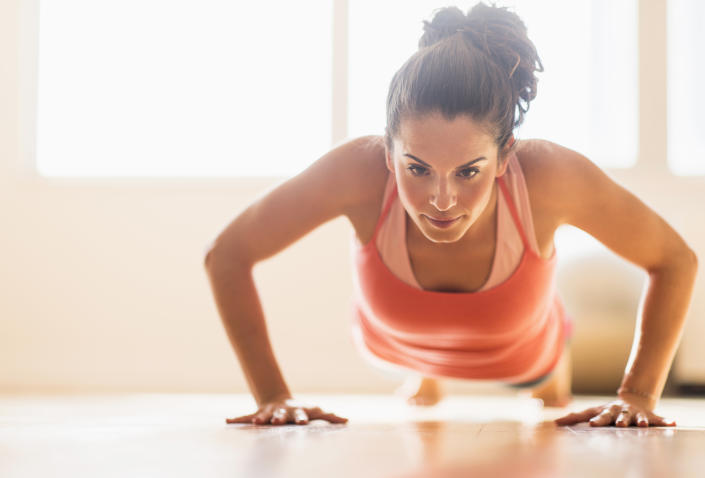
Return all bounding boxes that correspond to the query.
[353,200,556,294]
[349,159,558,294]
[406,228,498,293]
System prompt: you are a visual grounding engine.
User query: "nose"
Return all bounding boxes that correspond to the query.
[429,179,457,212]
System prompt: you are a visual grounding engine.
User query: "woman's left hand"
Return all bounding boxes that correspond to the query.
[553,397,676,427]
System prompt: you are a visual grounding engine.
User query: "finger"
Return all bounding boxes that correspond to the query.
[226,413,256,424]
[271,407,290,425]
[299,404,349,423]
[635,412,649,427]
[648,413,666,423]
[305,408,328,420]
[590,407,618,427]
[554,413,583,426]
[317,412,349,424]
[253,409,274,425]
[615,409,633,428]
[593,404,623,427]
[554,412,583,426]
[328,413,349,423]
[554,407,602,426]
[293,408,309,425]
[307,407,347,421]
[649,414,676,427]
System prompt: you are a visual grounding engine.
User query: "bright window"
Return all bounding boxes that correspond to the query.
[349,0,638,169]
[667,0,705,176]
[36,0,332,178]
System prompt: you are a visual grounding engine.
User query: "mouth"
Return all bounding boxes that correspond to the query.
[424,215,462,228]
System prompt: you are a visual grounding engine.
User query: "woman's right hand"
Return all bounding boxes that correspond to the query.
[226,397,349,426]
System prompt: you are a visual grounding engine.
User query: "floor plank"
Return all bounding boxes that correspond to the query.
[1,394,703,477]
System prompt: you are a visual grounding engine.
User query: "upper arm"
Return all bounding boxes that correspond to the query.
[524,140,697,273]
[204,135,385,267]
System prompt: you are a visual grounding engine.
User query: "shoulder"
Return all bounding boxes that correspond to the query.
[307,134,388,217]
[513,138,569,183]
[514,138,616,227]
[341,135,389,210]
[513,140,697,272]
[339,135,391,243]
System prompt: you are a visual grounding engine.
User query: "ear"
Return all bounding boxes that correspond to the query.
[385,148,395,175]
[496,136,515,177]
[496,156,510,178]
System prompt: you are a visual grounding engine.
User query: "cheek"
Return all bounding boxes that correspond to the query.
[473,178,495,202]
[396,178,426,210]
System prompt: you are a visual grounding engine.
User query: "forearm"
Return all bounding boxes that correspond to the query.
[618,252,698,409]
[205,250,293,407]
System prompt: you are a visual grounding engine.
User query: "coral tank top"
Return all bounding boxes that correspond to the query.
[349,153,573,384]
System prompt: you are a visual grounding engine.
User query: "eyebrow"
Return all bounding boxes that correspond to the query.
[403,154,487,168]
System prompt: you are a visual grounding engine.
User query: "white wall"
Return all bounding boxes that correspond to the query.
[1,0,702,396]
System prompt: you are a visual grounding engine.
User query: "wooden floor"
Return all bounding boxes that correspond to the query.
[1,393,704,477]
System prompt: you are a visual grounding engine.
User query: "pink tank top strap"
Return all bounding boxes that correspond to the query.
[370,180,398,244]
[497,175,530,250]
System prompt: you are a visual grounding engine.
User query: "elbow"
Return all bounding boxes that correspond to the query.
[649,247,698,276]
[687,248,698,270]
[203,239,218,269]
[673,247,698,273]
[203,242,253,271]
[203,247,215,269]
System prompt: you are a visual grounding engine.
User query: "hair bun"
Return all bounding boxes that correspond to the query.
[417,2,542,134]
[385,2,544,154]
[419,6,469,48]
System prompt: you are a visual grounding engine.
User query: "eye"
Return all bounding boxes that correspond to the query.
[407,164,427,176]
[459,167,480,178]
[406,165,480,179]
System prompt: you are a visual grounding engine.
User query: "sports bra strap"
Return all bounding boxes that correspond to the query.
[370,179,398,244]
[497,175,530,249]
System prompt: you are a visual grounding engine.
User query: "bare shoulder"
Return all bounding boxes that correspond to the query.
[514,140,696,271]
[515,138,616,227]
[342,135,389,209]
[512,139,563,231]
[513,138,565,188]
[343,135,391,245]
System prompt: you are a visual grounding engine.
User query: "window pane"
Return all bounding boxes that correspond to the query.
[37,0,332,178]
[349,0,637,169]
[667,0,705,176]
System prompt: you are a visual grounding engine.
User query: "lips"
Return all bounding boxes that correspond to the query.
[428,216,457,222]
[424,215,461,228]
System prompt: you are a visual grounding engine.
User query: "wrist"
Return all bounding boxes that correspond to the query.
[257,391,293,407]
[616,386,658,409]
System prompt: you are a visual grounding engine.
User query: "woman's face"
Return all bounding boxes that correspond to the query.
[386,112,509,245]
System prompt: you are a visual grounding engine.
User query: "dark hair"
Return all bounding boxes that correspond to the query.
[384,2,543,155]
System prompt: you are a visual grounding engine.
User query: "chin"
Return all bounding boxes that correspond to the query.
[420,225,468,244]
[424,233,464,244]
[409,212,473,244]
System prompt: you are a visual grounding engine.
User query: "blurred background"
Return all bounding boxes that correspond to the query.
[1,0,702,397]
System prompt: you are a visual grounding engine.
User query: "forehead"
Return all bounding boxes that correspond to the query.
[396,113,496,156]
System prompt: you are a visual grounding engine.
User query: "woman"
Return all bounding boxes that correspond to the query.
[204,3,697,428]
